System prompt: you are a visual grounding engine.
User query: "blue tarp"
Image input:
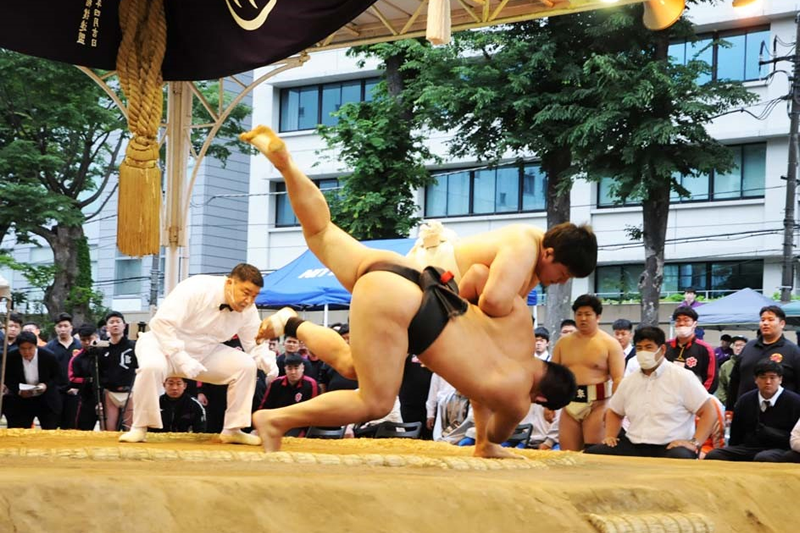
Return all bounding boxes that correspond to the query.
[256,237,540,309]
[695,288,777,330]
[256,239,415,309]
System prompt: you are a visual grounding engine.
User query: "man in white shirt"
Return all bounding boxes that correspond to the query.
[119,263,278,445]
[534,327,550,362]
[585,326,716,459]
[782,418,800,462]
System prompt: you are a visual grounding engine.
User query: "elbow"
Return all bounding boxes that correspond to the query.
[478,293,511,318]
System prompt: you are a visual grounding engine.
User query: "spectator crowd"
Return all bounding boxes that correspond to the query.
[3,285,800,464]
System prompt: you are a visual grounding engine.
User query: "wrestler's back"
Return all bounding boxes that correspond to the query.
[554,330,616,386]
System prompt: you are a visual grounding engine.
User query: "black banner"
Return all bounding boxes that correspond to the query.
[0,0,378,81]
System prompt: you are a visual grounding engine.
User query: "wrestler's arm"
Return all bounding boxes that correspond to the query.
[478,232,536,317]
[607,336,626,393]
[459,264,490,304]
[471,399,522,458]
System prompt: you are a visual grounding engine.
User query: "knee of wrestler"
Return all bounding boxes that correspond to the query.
[362,395,395,421]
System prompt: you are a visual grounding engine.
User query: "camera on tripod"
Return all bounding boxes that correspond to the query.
[85,339,110,357]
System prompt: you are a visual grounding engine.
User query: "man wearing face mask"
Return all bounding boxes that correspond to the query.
[119,263,279,445]
[585,326,716,459]
[666,307,717,393]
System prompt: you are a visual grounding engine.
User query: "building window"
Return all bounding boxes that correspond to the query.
[279,78,380,132]
[669,27,769,83]
[114,257,142,297]
[275,178,340,227]
[425,162,547,218]
[597,143,766,207]
[595,260,763,300]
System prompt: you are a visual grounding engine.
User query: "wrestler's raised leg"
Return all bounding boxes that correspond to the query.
[241,126,379,292]
[254,273,417,451]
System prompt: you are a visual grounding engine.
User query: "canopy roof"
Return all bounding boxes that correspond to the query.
[695,288,777,330]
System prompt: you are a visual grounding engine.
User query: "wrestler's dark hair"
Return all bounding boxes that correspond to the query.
[537,361,577,410]
[754,358,783,377]
[542,222,597,278]
[229,263,264,288]
[672,306,698,322]
[572,294,602,315]
[633,326,666,347]
[760,305,786,321]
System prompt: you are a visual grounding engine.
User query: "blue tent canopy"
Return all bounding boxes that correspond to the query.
[695,288,777,330]
[256,237,540,309]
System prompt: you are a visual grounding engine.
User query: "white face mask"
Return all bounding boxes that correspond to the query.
[675,326,694,338]
[636,347,664,370]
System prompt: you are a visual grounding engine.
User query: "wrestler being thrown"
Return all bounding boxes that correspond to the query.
[241,126,583,458]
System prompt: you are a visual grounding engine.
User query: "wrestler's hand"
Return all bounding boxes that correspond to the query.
[601,436,618,447]
[172,351,207,379]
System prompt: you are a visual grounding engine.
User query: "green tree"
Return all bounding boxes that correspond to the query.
[318,41,437,240]
[409,16,600,338]
[561,4,756,325]
[0,50,252,324]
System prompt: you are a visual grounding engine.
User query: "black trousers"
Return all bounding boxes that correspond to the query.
[585,435,697,459]
[780,450,800,463]
[705,445,787,462]
[59,391,80,429]
[3,396,60,429]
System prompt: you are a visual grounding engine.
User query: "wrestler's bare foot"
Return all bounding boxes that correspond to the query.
[239,125,292,172]
[252,409,284,452]
[257,307,297,343]
[474,442,523,459]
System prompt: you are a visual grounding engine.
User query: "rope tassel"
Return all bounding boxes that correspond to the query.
[116,0,167,257]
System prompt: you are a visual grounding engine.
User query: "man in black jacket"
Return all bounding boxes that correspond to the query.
[152,377,206,433]
[1,332,63,429]
[706,359,800,462]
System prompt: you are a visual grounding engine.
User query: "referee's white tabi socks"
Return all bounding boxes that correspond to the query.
[220,429,262,446]
[119,427,148,443]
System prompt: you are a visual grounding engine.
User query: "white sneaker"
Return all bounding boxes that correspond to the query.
[219,430,262,446]
[119,427,147,443]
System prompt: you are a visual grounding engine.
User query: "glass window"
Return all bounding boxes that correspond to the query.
[595,265,643,300]
[115,258,142,296]
[446,172,470,216]
[598,176,641,207]
[280,78,381,132]
[689,37,713,85]
[742,143,767,197]
[713,148,743,200]
[495,166,519,213]
[668,42,686,65]
[745,29,769,81]
[522,164,546,211]
[679,263,708,291]
[717,33,746,81]
[425,177,447,217]
[473,169,496,214]
[276,179,339,226]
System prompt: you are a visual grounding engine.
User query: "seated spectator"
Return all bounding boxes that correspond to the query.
[715,336,747,407]
[1,331,63,429]
[259,353,319,437]
[782,417,800,463]
[585,326,716,460]
[666,306,717,393]
[151,377,206,433]
[522,403,561,450]
[277,334,311,376]
[22,322,48,347]
[705,359,800,462]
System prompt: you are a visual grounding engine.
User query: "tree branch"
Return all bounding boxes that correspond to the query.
[78,133,124,209]
[84,182,118,222]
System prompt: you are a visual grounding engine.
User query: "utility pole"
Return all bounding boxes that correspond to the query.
[780,13,800,303]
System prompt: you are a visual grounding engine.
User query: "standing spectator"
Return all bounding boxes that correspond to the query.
[705,359,800,462]
[682,288,703,308]
[551,295,625,451]
[45,312,82,429]
[715,336,747,407]
[259,353,319,437]
[534,327,550,361]
[612,319,635,365]
[559,319,577,337]
[22,322,47,347]
[304,349,326,383]
[151,377,206,433]
[4,312,23,349]
[1,332,63,429]
[68,324,99,430]
[399,353,433,439]
[666,307,717,393]
[585,326,716,460]
[72,311,138,431]
[728,306,800,408]
[715,334,733,367]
